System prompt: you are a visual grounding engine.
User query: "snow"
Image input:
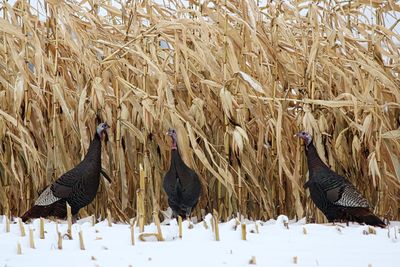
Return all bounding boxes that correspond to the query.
[1,215,399,267]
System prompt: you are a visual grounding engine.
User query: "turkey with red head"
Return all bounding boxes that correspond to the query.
[21,122,111,222]
[163,128,201,219]
[296,131,385,227]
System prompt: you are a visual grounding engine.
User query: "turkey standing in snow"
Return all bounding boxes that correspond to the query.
[21,122,111,222]
[163,128,201,219]
[296,131,386,227]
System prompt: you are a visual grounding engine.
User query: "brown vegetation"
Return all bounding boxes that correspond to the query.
[0,0,399,223]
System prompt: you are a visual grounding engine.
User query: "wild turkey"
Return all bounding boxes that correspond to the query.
[296,131,386,227]
[21,122,111,222]
[163,128,201,219]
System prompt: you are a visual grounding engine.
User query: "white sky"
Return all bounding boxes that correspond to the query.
[1,0,399,44]
[2,1,399,29]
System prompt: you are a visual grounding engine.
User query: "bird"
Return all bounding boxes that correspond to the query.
[296,131,386,228]
[21,122,111,222]
[163,128,201,219]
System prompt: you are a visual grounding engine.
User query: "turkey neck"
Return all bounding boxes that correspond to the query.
[305,142,328,177]
[78,133,102,189]
[170,148,185,173]
[84,133,102,163]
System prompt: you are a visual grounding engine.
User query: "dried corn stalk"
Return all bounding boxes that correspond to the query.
[0,0,398,223]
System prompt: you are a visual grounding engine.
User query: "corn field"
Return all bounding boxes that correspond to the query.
[0,0,399,223]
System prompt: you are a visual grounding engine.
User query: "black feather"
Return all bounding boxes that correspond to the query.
[300,134,385,228]
[21,125,107,222]
[163,146,201,219]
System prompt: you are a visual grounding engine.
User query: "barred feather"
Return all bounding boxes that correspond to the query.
[301,133,385,228]
[334,185,369,208]
[21,123,108,222]
[34,186,61,206]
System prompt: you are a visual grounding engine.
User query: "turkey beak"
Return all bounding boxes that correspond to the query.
[104,131,109,143]
[101,169,112,183]
[104,124,110,142]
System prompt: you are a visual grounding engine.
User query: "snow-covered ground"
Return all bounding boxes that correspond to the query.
[0,214,399,267]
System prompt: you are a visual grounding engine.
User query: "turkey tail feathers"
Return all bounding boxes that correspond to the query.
[345,207,386,228]
[21,205,49,222]
[20,200,67,222]
[361,214,386,228]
